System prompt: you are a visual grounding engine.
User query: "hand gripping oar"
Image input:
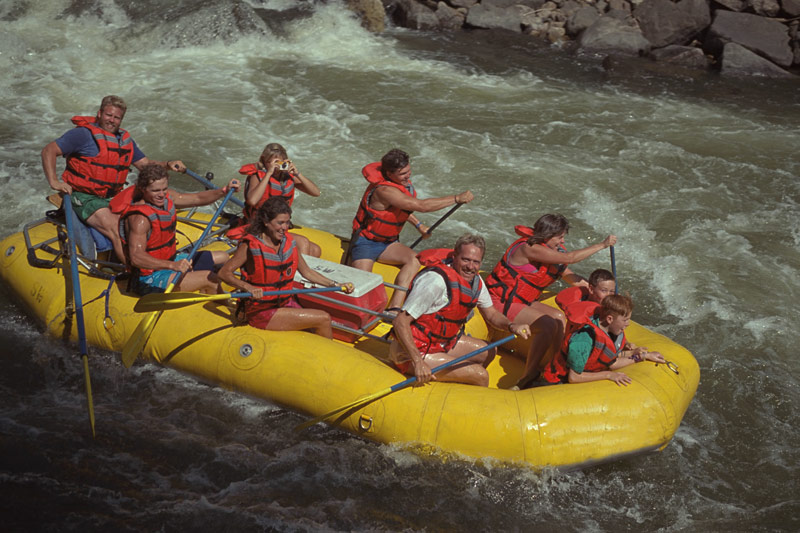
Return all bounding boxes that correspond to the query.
[295,334,516,431]
[121,188,236,368]
[133,285,346,312]
[409,202,463,249]
[185,168,245,209]
[63,195,96,437]
[610,245,618,294]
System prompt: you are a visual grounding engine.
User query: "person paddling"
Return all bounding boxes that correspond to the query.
[348,149,473,314]
[389,234,529,387]
[218,197,354,338]
[115,164,239,295]
[485,214,617,390]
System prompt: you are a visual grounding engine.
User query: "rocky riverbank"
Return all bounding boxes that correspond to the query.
[346,0,800,78]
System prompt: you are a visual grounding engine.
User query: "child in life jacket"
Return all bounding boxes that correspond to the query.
[555,268,617,325]
[541,294,666,386]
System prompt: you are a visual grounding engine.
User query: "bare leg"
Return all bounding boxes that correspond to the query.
[263,307,333,338]
[84,207,126,263]
[175,270,221,294]
[414,336,490,386]
[375,242,421,309]
[513,303,565,385]
[210,250,231,265]
[351,258,376,272]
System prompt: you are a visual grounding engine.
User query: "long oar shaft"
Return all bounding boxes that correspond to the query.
[610,245,618,294]
[63,195,96,437]
[134,285,345,312]
[409,202,463,249]
[122,188,237,368]
[185,169,245,209]
[296,334,516,431]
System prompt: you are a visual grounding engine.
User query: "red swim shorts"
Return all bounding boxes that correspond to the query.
[247,297,302,329]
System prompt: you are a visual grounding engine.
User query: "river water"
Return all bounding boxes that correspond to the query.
[1,0,798,531]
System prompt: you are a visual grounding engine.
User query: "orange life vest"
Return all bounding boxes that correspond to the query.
[239,163,295,219]
[542,318,627,383]
[555,286,599,331]
[416,247,453,267]
[485,226,567,313]
[409,260,482,355]
[241,232,298,316]
[118,191,177,276]
[62,115,135,198]
[352,162,416,243]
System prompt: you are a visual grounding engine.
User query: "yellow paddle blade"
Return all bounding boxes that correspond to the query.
[121,309,162,368]
[134,291,234,312]
[295,386,393,432]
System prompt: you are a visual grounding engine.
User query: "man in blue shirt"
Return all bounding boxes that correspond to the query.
[41,95,186,262]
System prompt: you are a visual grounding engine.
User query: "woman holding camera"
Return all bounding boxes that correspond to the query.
[236,142,322,256]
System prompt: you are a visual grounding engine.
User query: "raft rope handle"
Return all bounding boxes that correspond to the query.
[662,360,680,375]
[70,275,117,331]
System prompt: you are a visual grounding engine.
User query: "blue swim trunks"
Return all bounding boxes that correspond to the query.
[350,235,395,262]
[132,251,216,295]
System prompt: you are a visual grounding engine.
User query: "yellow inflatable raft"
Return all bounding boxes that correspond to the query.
[0,211,699,470]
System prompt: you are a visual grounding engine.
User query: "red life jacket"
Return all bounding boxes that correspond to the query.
[239,163,295,219]
[352,162,416,243]
[241,232,298,315]
[485,227,567,313]
[409,260,482,355]
[62,115,135,198]
[416,247,453,267]
[542,318,627,383]
[118,192,177,276]
[555,285,589,311]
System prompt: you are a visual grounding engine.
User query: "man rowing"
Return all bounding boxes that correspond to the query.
[115,164,239,295]
[348,148,473,314]
[390,234,530,386]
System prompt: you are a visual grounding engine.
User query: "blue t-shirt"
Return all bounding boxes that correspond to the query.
[55,126,146,162]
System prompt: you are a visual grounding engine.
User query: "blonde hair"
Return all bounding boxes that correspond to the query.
[100,95,127,113]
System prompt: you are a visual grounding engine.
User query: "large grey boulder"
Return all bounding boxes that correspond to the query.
[720,42,795,77]
[391,0,440,30]
[634,0,710,48]
[449,0,479,7]
[715,0,747,10]
[706,10,793,67]
[782,0,800,16]
[465,3,524,32]
[577,15,651,55]
[650,44,711,69]
[346,0,385,32]
[749,0,781,16]
[436,1,466,30]
[567,5,601,35]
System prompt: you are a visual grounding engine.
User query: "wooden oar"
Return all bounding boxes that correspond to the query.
[610,245,618,294]
[409,202,463,249]
[295,334,516,431]
[63,195,96,437]
[185,168,245,209]
[134,285,346,312]
[121,188,236,368]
